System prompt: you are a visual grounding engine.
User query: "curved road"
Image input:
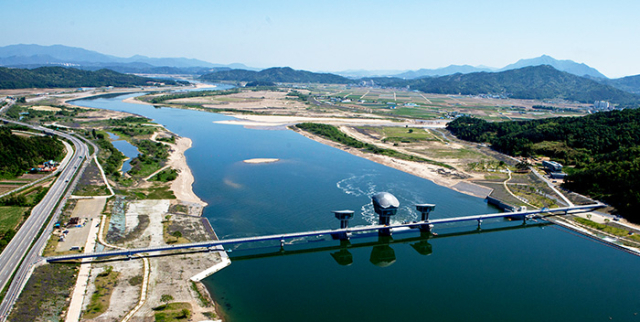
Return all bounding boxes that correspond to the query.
[0,107,89,320]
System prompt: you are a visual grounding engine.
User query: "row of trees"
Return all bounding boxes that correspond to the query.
[148,88,239,104]
[447,110,640,221]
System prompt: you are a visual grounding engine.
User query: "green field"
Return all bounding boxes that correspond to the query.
[359,126,437,143]
[382,107,440,119]
[0,207,28,231]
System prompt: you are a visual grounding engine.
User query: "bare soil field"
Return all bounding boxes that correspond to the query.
[171,90,307,112]
[84,199,222,321]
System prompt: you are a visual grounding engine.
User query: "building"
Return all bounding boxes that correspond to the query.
[550,172,568,179]
[542,160,563,172]
[593,101,610,110]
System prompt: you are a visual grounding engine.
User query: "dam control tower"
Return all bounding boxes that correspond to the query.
[371,192,399,236]
[415,203,436,232]
[332,210,355,240]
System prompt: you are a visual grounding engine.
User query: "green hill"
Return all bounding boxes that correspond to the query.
[201,67,352,84]
[0,66,182,89]
[378,65,640,107]
[598,74,640,95]
[0,127,64,178]
[447,110,640,222]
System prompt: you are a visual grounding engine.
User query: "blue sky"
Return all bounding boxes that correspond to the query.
[2,0,639,78]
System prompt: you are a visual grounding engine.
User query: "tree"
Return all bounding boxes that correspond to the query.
[179,309,191,319]
[160,294,173,303]
[515,161,530,171]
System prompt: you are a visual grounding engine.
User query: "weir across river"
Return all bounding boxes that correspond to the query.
[46,203,604,263]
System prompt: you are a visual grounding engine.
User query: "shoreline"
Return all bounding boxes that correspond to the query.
[290,126,489,199]
[167,136,208,207]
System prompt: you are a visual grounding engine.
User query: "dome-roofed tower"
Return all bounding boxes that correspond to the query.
[372,192,399,236]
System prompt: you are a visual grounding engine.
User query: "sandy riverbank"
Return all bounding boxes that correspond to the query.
[292,127,488,198]
[168,137,208,207]
[215,114,448,128]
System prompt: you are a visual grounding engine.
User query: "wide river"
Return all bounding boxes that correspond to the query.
[74,92,640,322]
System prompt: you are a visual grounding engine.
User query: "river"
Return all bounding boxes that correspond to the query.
[73,92,640,322]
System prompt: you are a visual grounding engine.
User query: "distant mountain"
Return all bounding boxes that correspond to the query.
[0,66,183,89]
[500,55,607,79]
[349,55,606,80]
[393,65,495,79]
[588,74,640,95]
[201,67,352,84]
[383,65,639,106]
[0,44,255,72]
[333,69,408,78]
[0,44,119,64]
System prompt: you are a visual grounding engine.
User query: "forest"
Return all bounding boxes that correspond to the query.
[0,66,183,89]
[201,67,351,84]
[447,109,640,221]
[0,127,65,178]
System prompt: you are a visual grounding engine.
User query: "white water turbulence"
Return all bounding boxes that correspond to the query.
[336,173,425,225]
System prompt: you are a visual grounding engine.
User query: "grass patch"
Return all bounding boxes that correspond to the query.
[119,185,175,200]
[574,217,632,238]
[0,206,28,231]
[170,204,188,214]
[163,217,190,244]
[8,263,79,322]
[191,281,213,307]
[84,266,120,319]
[150,168,178,182]
[153,302,192,321]
[360,126,437,143]
[129,275,143,286]
[73,184,110,196]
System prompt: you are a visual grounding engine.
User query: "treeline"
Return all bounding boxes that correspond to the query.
[147,88,239,104]
[201,67,351,84]
[0,66,183,89]
[447,110,640,221]
[0,127,64,178]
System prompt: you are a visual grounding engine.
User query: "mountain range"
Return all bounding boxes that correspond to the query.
[197,65,640,106]
[0,44,615,80]
[339,55,607,79]
[369,65,638,106]
[0,44,254,73]
[2,44,640,105]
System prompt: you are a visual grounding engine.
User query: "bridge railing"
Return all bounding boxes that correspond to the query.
[46,203,604,262]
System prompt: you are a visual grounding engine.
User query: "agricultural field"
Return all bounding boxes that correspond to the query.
[306,85,588,121]
[0,206,28,232]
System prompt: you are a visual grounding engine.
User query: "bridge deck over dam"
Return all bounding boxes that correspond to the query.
[46,204,603,263]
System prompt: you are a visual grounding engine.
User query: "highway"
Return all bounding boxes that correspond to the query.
[0,100,90,320]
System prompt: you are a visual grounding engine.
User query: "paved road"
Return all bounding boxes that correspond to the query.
[0,110,90,321]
